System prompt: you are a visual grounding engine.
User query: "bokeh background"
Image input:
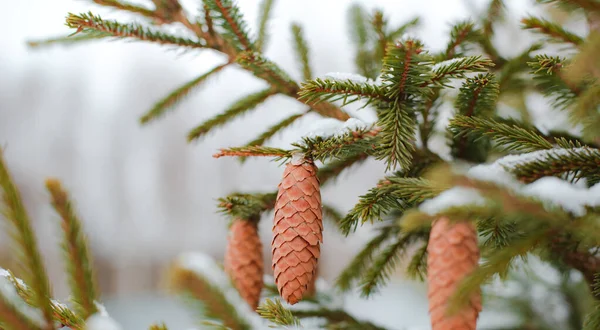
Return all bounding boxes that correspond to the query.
[0,0,562,329]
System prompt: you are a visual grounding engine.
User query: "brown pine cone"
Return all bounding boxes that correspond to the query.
[224,219,264,310]
[272,155,322,304]
[427,217,481,330]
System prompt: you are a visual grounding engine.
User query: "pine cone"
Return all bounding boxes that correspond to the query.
[272,156,322,304]
[224,219,264,310]
[427,217,481,330]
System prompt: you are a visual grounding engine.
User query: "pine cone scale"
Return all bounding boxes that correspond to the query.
[427,217,481,330]
[272,157,322,305]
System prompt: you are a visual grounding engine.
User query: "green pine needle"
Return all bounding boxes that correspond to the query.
[187,88,276,141]
[299,78,389,107]
[443,20,480,59]
[387,17,420,41]
[140,64,228,124]
[256,299,301,326]
[255,0,275,52]
[522,16,584,46]
[236,52,299,94]
[0,150,54,329]
[511,147,600,183]
[217,192,276,221]
[335,226,398,291]
[449,115,554,152]
[65,12,206,49]
[406,243,428,281]
[244,113,303,148]
[291,23,313,81]
[45,179,98,319]
[27,32,111,49]
[430,56,495,87]
[203,0,254,51]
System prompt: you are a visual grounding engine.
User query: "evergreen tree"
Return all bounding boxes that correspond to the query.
[0,0,599,329]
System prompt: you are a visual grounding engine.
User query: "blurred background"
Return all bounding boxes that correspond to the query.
[0,0,561,329]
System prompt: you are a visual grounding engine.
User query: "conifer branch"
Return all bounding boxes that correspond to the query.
[292,309,388,330]
[244,113,304,148]
[406,243,428,281]
[360,229,429,297]
[299,78,389,106]
[6,273,84,329]
[149,323,169,330]
[217,192,277,220]
[45,179,98,319]
[336,226,398,291]
[0,150,54,329]
[213,146,291,159]
[187,88,276,141]
[27,32,111,48]
[317,153,368,185]
[511,147,600,183]
[444,21,479,59]
[140,64,229,124]
[0,288,43,330]
[429,56,494,87]
[255,0,275,52]
[298,128,379,162]
[169,267,250,330]
[449,115,554,152]
[256,299,301,326]
[372,11,388,62]
[236,52,298,93]
[541,0,600,12]
[65,12,206,49]
[529,55,581,109]
[291,23,312,81]
[522,16,584,46]
[204,0,254,51]
[92,0,156,18]
[387,17,420,41]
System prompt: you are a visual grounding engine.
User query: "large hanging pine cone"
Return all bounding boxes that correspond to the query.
[272,155,322,304]
[224,219,264,310]
[427,217,481,330]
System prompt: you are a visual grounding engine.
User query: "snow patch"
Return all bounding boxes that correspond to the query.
[0,277,45,327]
[86,314,123,330]
[304,118,369,139]
[419,187,486,215]
[323,72,373,84]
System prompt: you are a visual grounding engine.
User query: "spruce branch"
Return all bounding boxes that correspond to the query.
[359,229,429,297]
[204,0,254,51]
[449,115,554,152]
[443,20,479,59]
[335,226,398,291]
[510,147,600,183]
[27,32,111,48]
[217,192,277,221]
[6,273,84,329]
[299,78,389,107]
[244,113,303,148]
[255,0,275,52]
[291,23,313,81]
[140,64,229,124]
[0,287,43,330]
[406,243,428,281]
[256,299,301,327]
[0,150,54,329]
[65,12,206,49]
[387,17,420,41]
[573,83,600,140]
[45,179,98,319]
[529,55,580,109]
[213,146,291,159]
[169,267,250,330]
[91,0,156,18]
[236,51,298,93]
[297,128,379,162]
[522,16,584,46]
[540,0,600,12]
[292,309,388,330]
[429,56,495,87]
[187,88,276,141]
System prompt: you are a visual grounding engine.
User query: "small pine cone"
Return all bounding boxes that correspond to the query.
[272,155,322,304]
[427,217,481,330]
[224,219,264,310]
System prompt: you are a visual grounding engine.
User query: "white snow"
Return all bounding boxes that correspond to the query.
[304,118,369,139]
[431,57,468,72]
[420,147,600,216]
[322,72,373,84]
[419,187,486,215]
[0,268,26,287]
[0,277,45,327]
[95,301,110,317]
[86,314,123,330]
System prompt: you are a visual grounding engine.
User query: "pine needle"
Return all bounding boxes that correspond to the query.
[291,23,312,81]
[255,0,275,52]
[256,299,301,326]
[0,149,54,329]
[140,64,228,124]
[45,179,98,319]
